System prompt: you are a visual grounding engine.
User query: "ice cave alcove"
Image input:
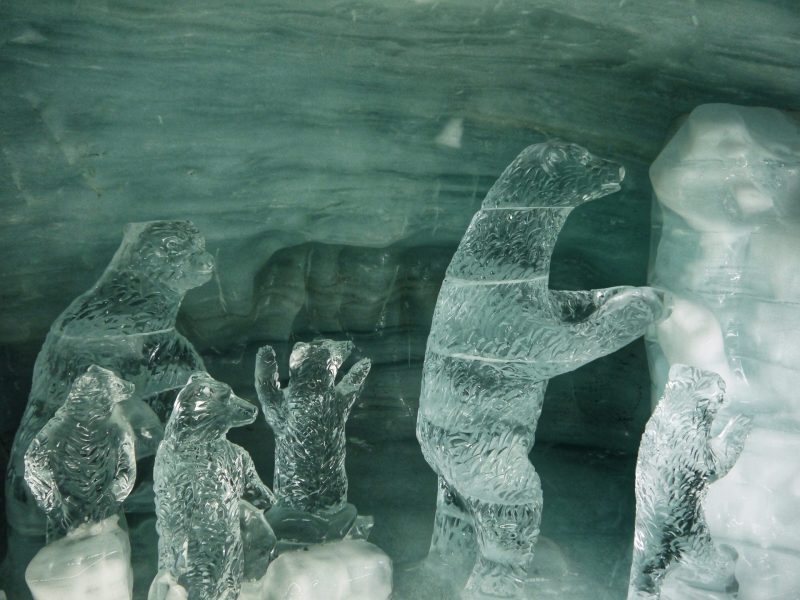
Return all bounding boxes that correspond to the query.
[0,2,798,599]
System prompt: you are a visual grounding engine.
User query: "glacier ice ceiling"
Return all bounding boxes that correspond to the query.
[0,0,798,598]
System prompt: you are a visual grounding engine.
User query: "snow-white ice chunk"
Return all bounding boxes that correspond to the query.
[25,516,133,600]
[241,540,392,600]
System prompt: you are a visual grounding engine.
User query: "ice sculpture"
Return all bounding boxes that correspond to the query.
[416,141,668,598]
[23,365,136,540]
[7,220,214,535]
[647,104,800,597]
[629,364,750,599]
[151,372,276,600]
[255,340,370,541]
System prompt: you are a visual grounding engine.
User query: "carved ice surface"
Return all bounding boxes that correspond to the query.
[151,373,276,600]
[628,364,750,599]
[256,340,370,534]
[416,141,668,598]
[7,220,214,535]
[647,104,800,597]
[24,365,136,541]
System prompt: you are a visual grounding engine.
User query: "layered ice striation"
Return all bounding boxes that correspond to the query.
[23,365,136,541]
[629,364,750,599]
[151,373,275,600]
[7,220,214,536]
[416,141,668,599]
[647,104,800,598]
[256,340,370,542]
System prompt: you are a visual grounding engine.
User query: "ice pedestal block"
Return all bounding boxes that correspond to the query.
[647,103,800,596]
[417,141,668,599]
[239,540,392,600]
[7,220,214,536]
[25,516,133,600]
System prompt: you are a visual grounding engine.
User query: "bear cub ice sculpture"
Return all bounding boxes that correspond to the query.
[417,141,668,598]
[24,365,136,541]
[628,364,751,599]
[8,220,214,534]
[151,373,276,600]
[256,340,371,542]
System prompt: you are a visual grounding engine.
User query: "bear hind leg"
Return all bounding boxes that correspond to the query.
[463,469,542,599]
[429,475,477,567]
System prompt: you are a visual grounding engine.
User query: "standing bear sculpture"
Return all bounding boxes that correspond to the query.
[629,364,751,599]
[256,339,371,542]
[416,141,669,598]
[150,373,276,600]
[7,220,214,535]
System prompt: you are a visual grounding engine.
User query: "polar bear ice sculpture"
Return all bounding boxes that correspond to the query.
[7,220,214,535]
[417,141,668,598]
[629,364,750,599]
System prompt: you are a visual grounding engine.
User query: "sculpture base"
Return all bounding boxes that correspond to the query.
[25,516,133,600]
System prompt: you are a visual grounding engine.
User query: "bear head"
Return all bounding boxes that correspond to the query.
[663,363,726,425]
[165,372,258,440]
[113,220,214,295]
[66,365,135,414]
[288,339,355,394]
[482,141,625,209]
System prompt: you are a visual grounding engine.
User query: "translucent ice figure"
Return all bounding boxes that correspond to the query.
[255,340,370,541]
[416,141,668,598]
[151,372,275,600]
[8,220,214,535]
[647,104,800,597]
[24,365,136,541]
[629,364,750,599]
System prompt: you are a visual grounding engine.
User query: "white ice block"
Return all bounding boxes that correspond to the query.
[647,104,800,596]
[240,539,392,600]
[25,516,133,600]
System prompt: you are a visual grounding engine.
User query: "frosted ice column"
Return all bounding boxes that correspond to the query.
[416,141,668,599]
[628,364,749,599]
[7,220,214,535]
[647,104,800,598]
[24,365,136,541]
[151,373,275,600]
[255,340,370,538]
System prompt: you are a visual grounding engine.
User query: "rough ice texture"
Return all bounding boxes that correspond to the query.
[647,104,800,598]
[23,365,136,541]
[7,220,213,536]
[417,141,667,599]
[628,364,750,599]
[152,373,275,600]
[239,540,392,600]
[256,340,370,520]
[25,516,133,600]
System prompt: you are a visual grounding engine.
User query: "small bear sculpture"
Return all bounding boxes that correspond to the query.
[256,340,370,542]
[7,220,214,535]
[24,365,136,541]
[416,141,669,598]
[151,372,276,600]
[628,364,751,599]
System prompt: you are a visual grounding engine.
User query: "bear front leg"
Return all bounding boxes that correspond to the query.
[239,448,276,512]
[429,476,477,567]
[565,286,669,367]
[709,414,751,481]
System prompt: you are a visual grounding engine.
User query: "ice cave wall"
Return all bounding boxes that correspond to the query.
[0,0,798,562]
